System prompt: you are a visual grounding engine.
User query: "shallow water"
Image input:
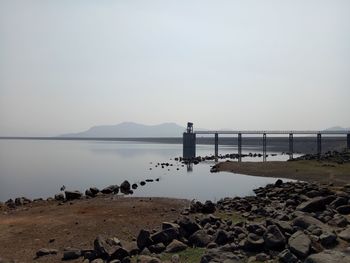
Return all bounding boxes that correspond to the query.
[0,139,293,202]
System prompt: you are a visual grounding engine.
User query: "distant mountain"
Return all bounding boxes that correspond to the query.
[324,126,350,131]
[60,122,186,138]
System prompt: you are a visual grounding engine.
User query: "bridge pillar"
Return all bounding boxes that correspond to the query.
[238,133,242,162]
[289,133,294,160]
[263,133,267,162]
[347,134,350,150]
[183,133,196,159]
[317,133,322,157]
[215,133,219,158]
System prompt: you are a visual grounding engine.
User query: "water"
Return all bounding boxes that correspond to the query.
[0,139,292,202]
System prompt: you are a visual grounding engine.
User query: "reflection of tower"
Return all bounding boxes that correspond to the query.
[186,162,193,172]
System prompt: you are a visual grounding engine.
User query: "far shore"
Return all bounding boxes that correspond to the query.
[215,160,350,186]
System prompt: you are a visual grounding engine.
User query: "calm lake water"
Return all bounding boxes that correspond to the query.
[0,139,292,202]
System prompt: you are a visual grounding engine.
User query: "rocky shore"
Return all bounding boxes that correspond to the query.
[2,180,349,262]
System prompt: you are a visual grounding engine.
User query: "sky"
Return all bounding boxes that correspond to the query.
[0,0,349,136]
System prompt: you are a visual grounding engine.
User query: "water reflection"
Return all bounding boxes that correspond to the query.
[0,139,294,202]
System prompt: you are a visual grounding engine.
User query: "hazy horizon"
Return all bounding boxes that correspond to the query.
[1,0,350,136]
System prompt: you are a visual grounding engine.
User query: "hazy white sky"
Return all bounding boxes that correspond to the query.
[1,0,349,136]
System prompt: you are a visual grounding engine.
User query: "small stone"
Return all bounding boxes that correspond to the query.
[63,248,81,260]
[36,248,58,257]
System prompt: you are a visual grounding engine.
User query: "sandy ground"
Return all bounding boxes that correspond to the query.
[0,196,189,262]
[216,160,350,186]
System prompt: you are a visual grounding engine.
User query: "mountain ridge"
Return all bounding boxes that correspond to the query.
[60,123,350,138]
[60,122,186,138]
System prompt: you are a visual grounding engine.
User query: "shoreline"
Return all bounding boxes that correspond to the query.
[1,180,350,262]
[214,159,350,186]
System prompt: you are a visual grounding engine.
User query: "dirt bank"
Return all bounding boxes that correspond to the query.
[215,160,350,185]
[0,196,189,262]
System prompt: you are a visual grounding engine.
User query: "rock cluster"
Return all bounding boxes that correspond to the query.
[2,178,161,210]
[290,150,350,164]
[34,180,350,262]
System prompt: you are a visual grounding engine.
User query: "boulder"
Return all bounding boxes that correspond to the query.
[293,215,329,231]
[320,232,337,247]
[202,200,216,214]
[304,250,349,263]
[64,191,82,201]
[278,249,299,263]
[150,228,178,245]
[90,187,100,195]
[62,248,81,260]
[85,189,94,197]
[120,181,131,194]
[288,231,311,258]
[214,229,229,246]
[338,227,350,242]
[5,199,15,208]
[148,243,166,254]
[36,248,58,257]
[165,240,187,253]
[275,179,283,187]
[177,217,201,238]
[121,240,139,256]
[263,224,286,250]
[132,184,138,190]
[244,233,264,251]
[110,246,129,261]
[102,185,119,194]
[54,193,64,201]
[330,197,348,208]
[188,230,211,247]
[337,205,350,215]
[137,229,153,250]
[297,196,336,212]
[94,235,116,258]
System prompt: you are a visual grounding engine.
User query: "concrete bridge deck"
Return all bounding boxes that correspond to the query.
[183,123,350,161]
[195,130,350,135]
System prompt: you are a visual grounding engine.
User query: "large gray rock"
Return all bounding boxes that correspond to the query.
[288,231,311,258]
[338,227,350,242]
[304,250,349,263]
[293,215,329,231]
[188,230,211,247]
[101,185,119,194]
[62,248,81,260]
[150,228,178,245]
[214,229,229,246]
[263,225,286,250]
[278,249,299,263]
[297,196,335,212]
[165,240,187,253]
[177,217,201,238]
[244,233,264,251]
[94,235,117,258]
[64,190,82,201]
[137,229,153,250]
[337,205,350,215]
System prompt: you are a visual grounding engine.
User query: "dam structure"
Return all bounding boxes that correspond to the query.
[183,122,350,161]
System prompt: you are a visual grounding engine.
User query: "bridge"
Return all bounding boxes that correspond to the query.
[183,122,350,161]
